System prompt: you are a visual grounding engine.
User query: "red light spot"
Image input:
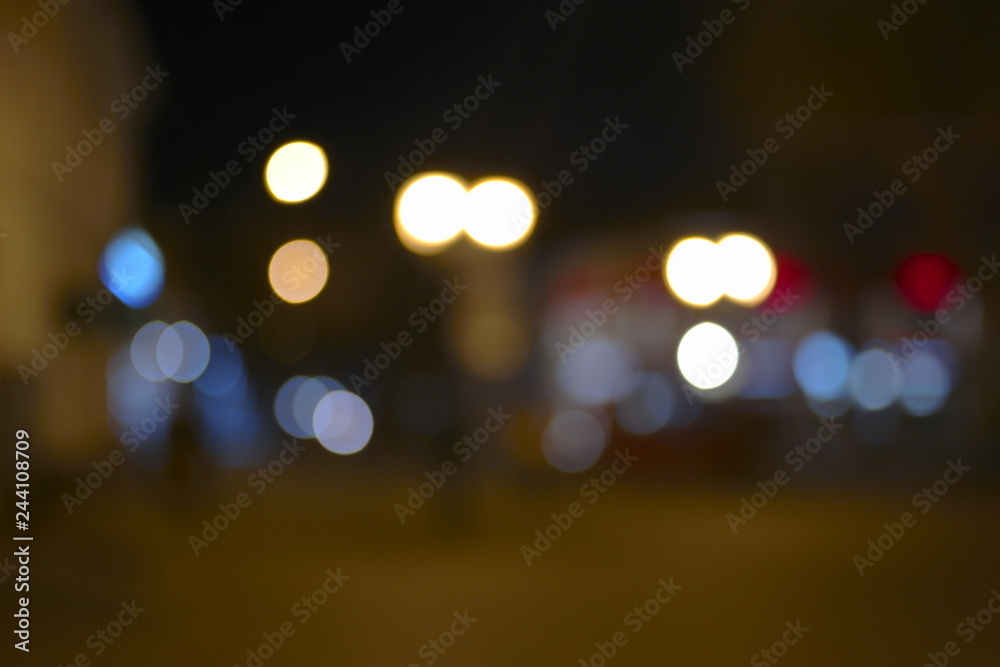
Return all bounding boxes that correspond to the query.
[894,254,961,312]
[763,253,812,311]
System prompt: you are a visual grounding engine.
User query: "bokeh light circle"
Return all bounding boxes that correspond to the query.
[676,322,739,390]
[155,321,210,383]
[313,391,374,455]
[793,330,853,402]
[274,376,311,438]
[555,338,638,406]
[131,320,170,382]
[899,351,951,416]
[268,239,329,303]
[291,376,342,438]
[542,410,606,473]
[717,233,776,305]
[394,173,467,255]
[264,141,328,203]
[894,253,960,312]
[613,372,675,435]
[99,227,165,309]
[849,347,903,411]
[194,336,246,398]
[665,237,724,307]
[464,178,536,250]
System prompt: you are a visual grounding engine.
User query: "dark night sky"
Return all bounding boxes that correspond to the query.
[127,0,1000,309]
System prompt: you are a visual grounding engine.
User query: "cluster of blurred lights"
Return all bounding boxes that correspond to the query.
[273,376,373,455]
[394,172,537,254]
[545,319,953,473]
[131,320,210,383]
[539,238,966,473]
[545,333,703,472]
[792,329,953,417]
[665,233,776,307]
[103,173,967,475]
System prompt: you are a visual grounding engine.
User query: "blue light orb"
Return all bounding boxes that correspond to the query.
[793,330,853,402]
[899,351,951,417]
[194,336,246,398]
[99,227,165,309]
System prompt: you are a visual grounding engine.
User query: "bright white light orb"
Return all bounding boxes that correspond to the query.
[677,322,740,390]
[394,173,467,255]
[665,237,725,307]
[464,178,536,250]
[664,233,776,307]
[265,141,328,203]
[717,233,776,305]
